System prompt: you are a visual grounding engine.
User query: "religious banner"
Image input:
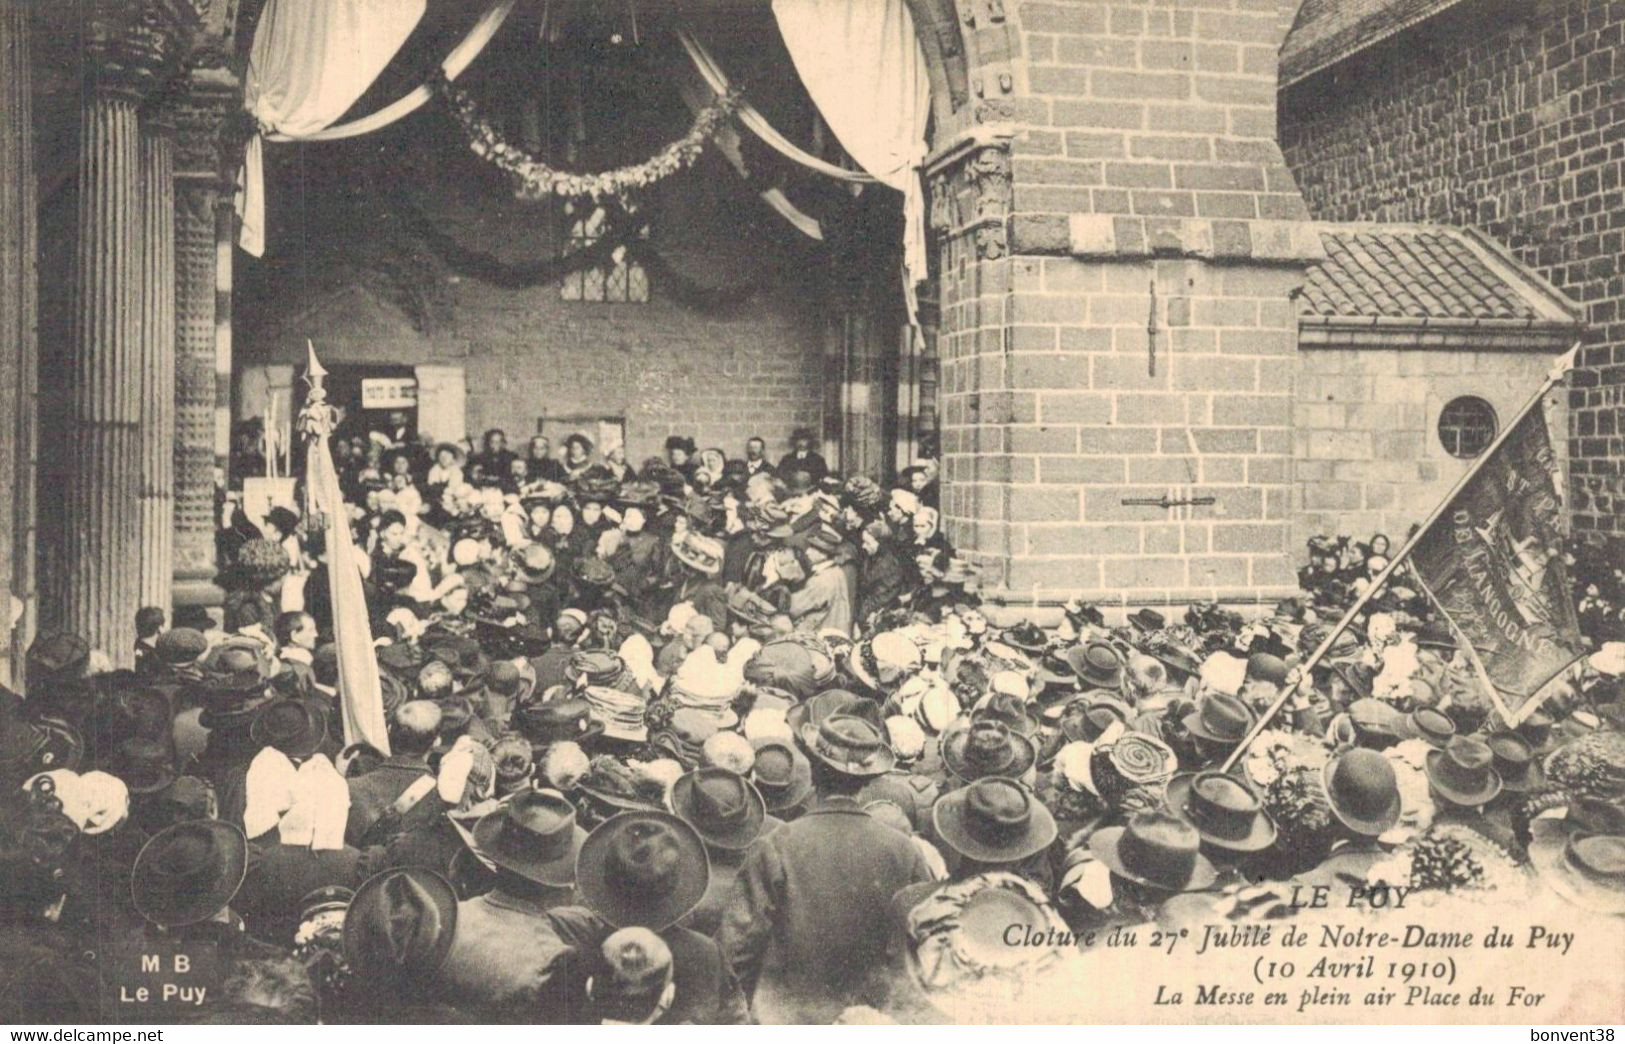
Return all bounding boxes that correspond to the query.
[1408,405,1587,724]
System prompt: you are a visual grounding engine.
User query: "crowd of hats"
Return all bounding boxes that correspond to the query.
[5,412,1625,1030]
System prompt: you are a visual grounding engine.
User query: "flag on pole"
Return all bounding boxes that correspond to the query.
[1408,402,1586,725]
[299,342,391,754]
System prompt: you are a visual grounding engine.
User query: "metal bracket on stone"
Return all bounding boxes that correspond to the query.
[1121,494,1215,509]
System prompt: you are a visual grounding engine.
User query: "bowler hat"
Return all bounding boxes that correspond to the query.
[577,811,709,930]
[1165,771,1277,853]
[1425,736,1503,807]
[131,819,248,927]
[750,739,814,814]
[940,720,1036,783]
[249,699,328,760]
[1182,692,1255,745]
[1321,748,1402,836]
[1486,732,1544,792]
[343,867,458,980]
[474,789,588,887]
[933,777,1057,864]
[1088,811,1216,893]
[670,768,767,851]
[797,714,896,778]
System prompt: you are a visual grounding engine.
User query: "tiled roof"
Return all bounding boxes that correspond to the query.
[1279,0,1469,87]
[1299,224,1581,326]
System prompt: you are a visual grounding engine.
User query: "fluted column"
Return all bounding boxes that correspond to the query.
[137,107,176,614]
[55,90,145,661]
[0,0,38,687]
[46,0,200,663]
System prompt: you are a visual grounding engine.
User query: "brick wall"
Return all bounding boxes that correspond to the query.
[933,0,1316,614]
[1295,346,1561,545]
[1279,0,1625,544]
[236,167,829,464]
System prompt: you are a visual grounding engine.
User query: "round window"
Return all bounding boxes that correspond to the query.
[1437,396,1498,459]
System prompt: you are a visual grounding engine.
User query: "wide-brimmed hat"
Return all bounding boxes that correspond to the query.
[1067,642,1123,690]
[107,737,175,796]
[343,867,458,980]
[1000,622,1047,655]
[1485,732,1544,792]
[474,789,588,887]
[428,637,490,683]
[1139,642,1202,682]
[1053,694,1132,741]
[972,690,1039,739]
[940,720,1036,783]
[785,688,882,736]
[615,481,661,509]
[797,714,896,778]
[1165,771,1277,853]
[670,767,767,851]
[131,819,248,927]
[933,777,1056,863]
[568,649,626,688]
[576,556,616,589]
[1183,692,1255,745]
[671,532,724,576]
[1321,748,1402,836]
[249,699,329,760]
[1528,817,1625,914]
[516,696,606,749]
[749,739,814,814]
[577,811,710,930]
[1406,707,1457,748]
[1425,736,1502,807]
[1088,811,1216,893]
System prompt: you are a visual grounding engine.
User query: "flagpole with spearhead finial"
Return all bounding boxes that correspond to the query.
[299,341,391,754]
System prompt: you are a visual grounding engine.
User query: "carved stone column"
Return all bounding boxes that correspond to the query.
[172,66,239,607]
[46,1,198,662]
[0,0,38,685]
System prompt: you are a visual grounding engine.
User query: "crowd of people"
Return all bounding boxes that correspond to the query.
[4,422,1624,1024]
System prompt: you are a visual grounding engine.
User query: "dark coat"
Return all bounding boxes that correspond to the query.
[716,798,932,1023]
[344,754,432,847]
[236,842,378,946]
[775,450,829,486]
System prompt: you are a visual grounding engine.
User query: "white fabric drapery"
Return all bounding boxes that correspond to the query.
[236,0,428,256]
[676,29,876,186]
[770,0,931,307]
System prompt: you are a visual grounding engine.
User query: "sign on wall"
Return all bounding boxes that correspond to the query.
[361,377,418,409]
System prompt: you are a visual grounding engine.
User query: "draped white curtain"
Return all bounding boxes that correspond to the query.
[771,0,931,305]
[236,0,428,256]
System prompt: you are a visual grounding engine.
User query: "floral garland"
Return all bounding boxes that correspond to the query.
[438,75,739,204]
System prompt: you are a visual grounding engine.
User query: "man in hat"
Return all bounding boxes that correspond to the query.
[776,428,828,487]
[553,811,749,1024]
[717,714,933,1022]
[671,767,783,937]
[344,701,441,847]
[437,792,596,1018]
